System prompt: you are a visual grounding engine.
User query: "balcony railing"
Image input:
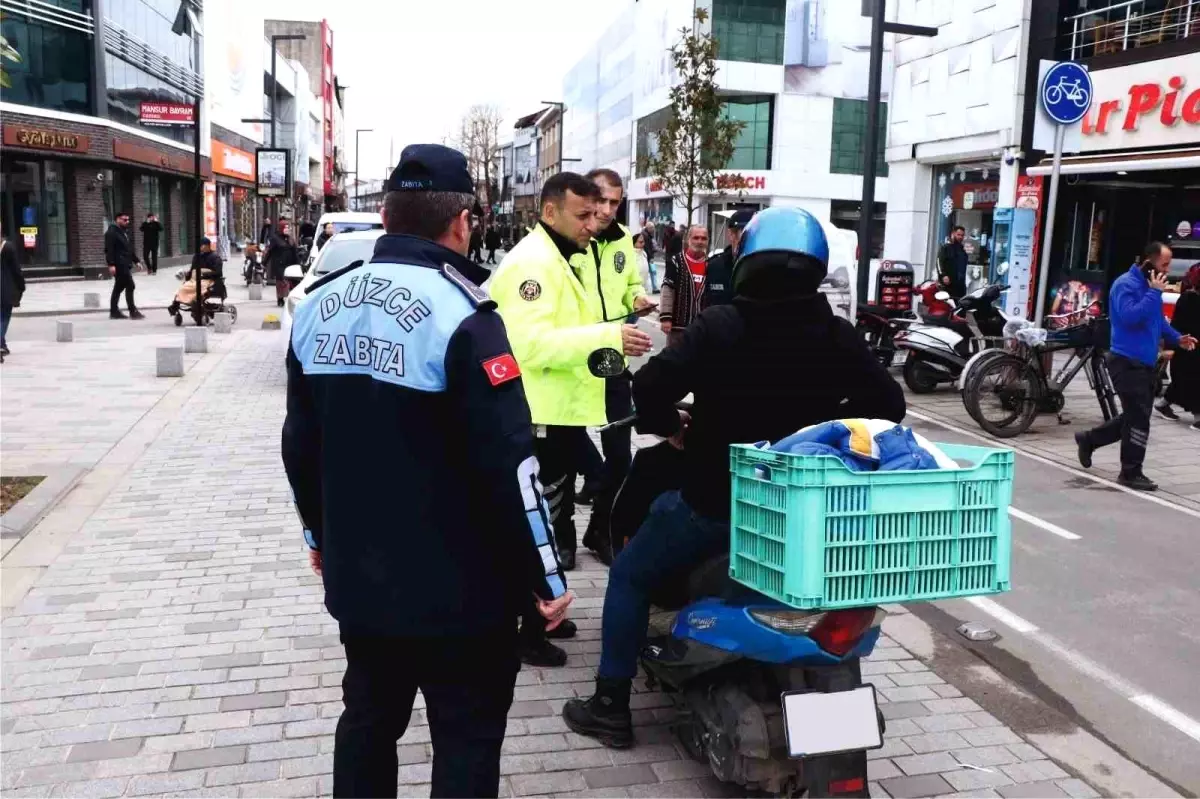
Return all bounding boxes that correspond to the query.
[1065,0,1199,60]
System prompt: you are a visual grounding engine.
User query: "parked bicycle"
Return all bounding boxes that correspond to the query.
[961,305,1118,438]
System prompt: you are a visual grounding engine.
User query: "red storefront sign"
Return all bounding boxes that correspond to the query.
[1016,175,1045,320]
[714,174,766,190]
[139,102,195,126]
[322,19,335,196]
[950,183,1000,210]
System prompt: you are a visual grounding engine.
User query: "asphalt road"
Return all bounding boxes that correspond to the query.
[631,316,1200,793]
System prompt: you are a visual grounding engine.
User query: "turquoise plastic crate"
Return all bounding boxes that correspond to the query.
[729,442,1013,610]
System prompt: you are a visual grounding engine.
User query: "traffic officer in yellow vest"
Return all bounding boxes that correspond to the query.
[492,171,653,667]
[574,168,656,564]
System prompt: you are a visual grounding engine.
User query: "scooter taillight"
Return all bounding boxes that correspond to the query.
[810,608,884,656]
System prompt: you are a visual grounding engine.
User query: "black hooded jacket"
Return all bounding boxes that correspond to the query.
[633,292,906,520]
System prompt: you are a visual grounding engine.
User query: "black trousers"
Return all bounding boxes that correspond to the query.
[333,627,519,799]
[110,269,137,312]
[143,246,158,274]
[519,425,589,644]
[1087,354,1156,474]
[585,372,634,547]
[486,248,497,264]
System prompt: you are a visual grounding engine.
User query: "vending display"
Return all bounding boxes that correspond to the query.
[990,208,1036,320]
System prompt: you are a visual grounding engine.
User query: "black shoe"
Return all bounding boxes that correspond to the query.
[1191,420,1200,433]
[546,619,577,640]
[1074,432,1094,469]
[1154,402,1180,421]
[0,345,9,356]
[1118,472,1158,492]
[110,311,128,320]
[563,679,634,749]
[519,638,568,668]
[129,310,145,320]
[560,549,577,571]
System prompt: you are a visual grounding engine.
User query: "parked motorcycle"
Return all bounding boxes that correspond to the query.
[894,283,1009,394]
[855,303,913,368]
[243,247,264,286]
[590,352,884,798]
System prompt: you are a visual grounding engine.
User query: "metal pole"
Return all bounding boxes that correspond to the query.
[1033,124,1066,327]
[192,98,205,326]
[355,131,360,210]
[856,0,887,306]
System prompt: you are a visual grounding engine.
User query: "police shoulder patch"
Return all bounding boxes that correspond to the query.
[519,279,542,301]
[614,251,626,273]
[440,263,496,310]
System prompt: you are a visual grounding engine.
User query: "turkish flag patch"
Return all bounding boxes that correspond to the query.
[482,354,521,386]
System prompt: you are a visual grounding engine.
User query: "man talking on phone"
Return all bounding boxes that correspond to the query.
[574,169,656,564]
[1076,242,1197,491]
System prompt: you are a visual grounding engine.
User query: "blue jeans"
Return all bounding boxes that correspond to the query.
[598,491,730,679]
[647,264,659,293]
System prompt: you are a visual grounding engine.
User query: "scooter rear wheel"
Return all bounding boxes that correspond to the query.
[903,354,941,394]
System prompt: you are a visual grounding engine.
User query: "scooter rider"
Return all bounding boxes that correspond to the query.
[282,144,572,798]
[562,207,906,748]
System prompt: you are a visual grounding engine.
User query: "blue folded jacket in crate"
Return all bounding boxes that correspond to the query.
[729,420,1013,610]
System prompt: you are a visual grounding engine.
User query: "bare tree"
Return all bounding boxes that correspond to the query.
[454,105,504,214]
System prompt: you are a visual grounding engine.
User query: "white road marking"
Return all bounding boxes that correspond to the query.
[1130,695,1200,744]
[965,597,1039,634]
[962,596,1200,745]
[1008,507,1082,540]
[906,409,1200,520]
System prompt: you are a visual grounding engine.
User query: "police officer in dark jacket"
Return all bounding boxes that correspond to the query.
[705,209,753,309]
[563,208,906,748]
[104,211,143,319]
[282,144,573,799]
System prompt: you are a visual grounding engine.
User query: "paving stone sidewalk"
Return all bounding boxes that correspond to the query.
[1,331,1101,798]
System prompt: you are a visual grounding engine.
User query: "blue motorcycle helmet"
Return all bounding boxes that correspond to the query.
[733,207,830,298]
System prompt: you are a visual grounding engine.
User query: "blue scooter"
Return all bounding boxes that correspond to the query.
[603,415,886,797]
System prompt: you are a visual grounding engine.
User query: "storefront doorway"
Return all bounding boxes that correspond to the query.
[931,162,1002,289]
[1,158,70,266]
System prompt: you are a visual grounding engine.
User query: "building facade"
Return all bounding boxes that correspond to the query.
[563,0,892,250]
[1,0,211,276]
[511,109,547,229]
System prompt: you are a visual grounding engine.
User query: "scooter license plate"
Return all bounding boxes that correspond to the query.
[781,685,883,759]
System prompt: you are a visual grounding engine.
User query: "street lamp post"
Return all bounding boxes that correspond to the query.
[354,129,373,210]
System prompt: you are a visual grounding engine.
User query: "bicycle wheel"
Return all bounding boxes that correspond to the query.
[960,349,1012,423]
[963,353,1041,438]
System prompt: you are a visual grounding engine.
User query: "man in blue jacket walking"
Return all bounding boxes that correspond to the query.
[1076,242,1196,491]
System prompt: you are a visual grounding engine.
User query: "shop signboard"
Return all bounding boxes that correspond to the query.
[212,142,256,182]
[3,127,89,153]
[19,226,37,248]
[256,148,290,197]
[1077,51,1199,152]
[139,102,195,126]
[204,183,218,240]
[1015,175,1044,319]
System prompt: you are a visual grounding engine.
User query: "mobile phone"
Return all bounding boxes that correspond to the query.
[633,302,659,318]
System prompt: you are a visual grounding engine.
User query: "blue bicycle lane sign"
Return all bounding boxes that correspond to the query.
[1040,61,1092,125]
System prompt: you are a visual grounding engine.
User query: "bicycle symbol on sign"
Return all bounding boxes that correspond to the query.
[1044,77,1090,109]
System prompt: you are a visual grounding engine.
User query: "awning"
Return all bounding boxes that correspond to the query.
[1026,148,1200,176]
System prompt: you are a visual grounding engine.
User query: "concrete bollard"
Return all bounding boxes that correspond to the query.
[248,283,263,301]
[83,292,101,309]
[55,320,74,342]
[156,347,184,377]
[212,312,233,334]
[184,326,208,353]
[261,314,282,331]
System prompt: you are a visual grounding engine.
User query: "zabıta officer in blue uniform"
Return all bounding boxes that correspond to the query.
[282,144,573,799]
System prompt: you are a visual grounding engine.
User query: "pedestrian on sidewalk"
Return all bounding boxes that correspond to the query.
[641,221,656,265]
[105,212,143,320]
[1156,264,1200,430]
[938,226,969,298]
[485,224,501,265]
[258,217,273,246]
[1,224,26,358]
[1076,243,1197,491]
[139,213,163,275]
[469,223,484,264]
[633,232,657,293]
[659,225,711,347]
[282,143,572,799]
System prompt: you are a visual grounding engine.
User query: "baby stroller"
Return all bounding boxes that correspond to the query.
[167,269,238,327]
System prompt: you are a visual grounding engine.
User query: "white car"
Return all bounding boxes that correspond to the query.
[309,211,384,264]
[284,229,384,322]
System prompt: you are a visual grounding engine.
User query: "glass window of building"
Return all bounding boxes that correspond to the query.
[931,164,1001,275]
[830,99,888,177]
[635,108,672,178]
[0,16,92,113]
[105,54,196,145]
[722,96,772,171]
[142,175,164,218]
[712,0,785,65]
[831,200,886,259]
[43,161,69,264]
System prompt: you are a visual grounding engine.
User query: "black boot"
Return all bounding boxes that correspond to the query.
[563,678,634,749]
[546,619,577,640]
[1074,431,1094,469]
[519,637,567,668]
[1118,471,1158,491]
[560,549,577,571]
